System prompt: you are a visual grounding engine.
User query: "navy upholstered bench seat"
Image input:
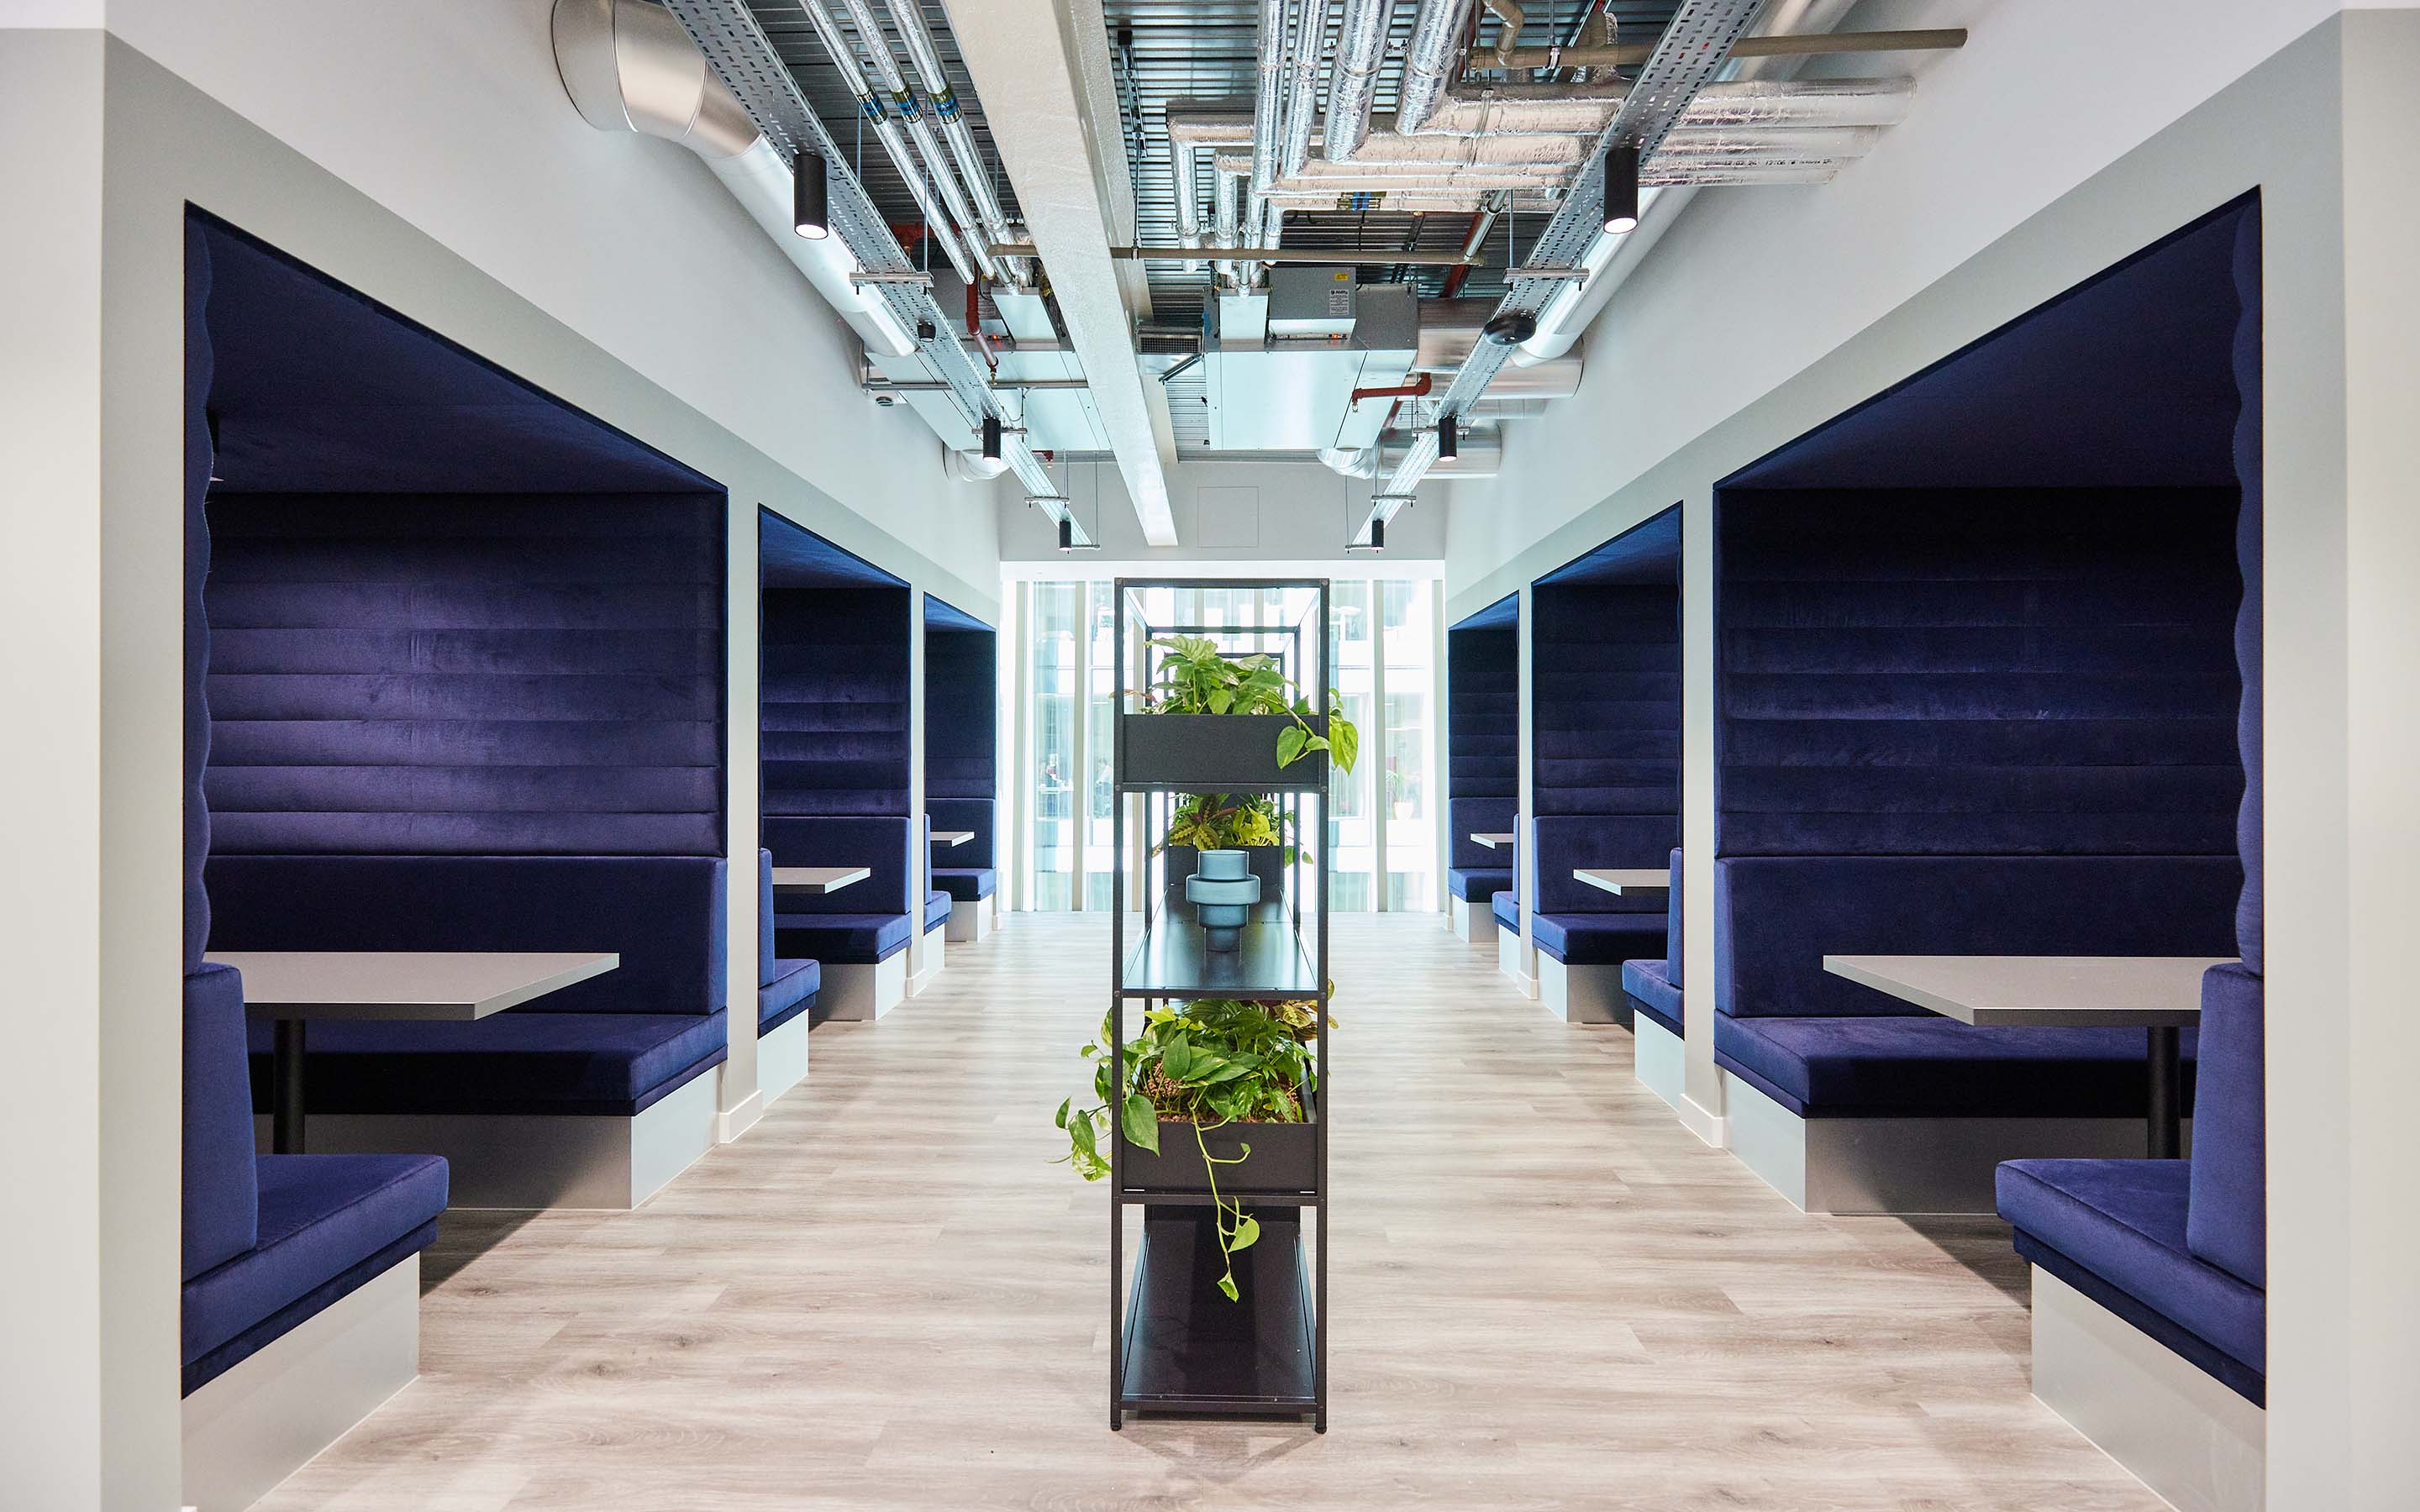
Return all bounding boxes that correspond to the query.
[1531,911,1666,965]
[1622,958,1682,1036]
[760,958,819,1033]
[1998,1158,2264,1402]
[775,911,913,964]
[925,889,952,932]
[934,866,997,901]
[1447,866,1512,903]
[1717,1015,2199,1119]
[183,1151,448,1395]
[248,1011,728,1117]
[1491,890,1518,932]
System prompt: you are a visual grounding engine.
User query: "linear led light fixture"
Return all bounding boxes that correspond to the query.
[850,270,936,286]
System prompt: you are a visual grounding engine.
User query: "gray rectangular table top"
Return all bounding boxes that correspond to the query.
[771,865,871,893]
[1470,832,1517,850]
[1573,868,1670,896]
[206,951,619,1022]
[1820,954,2237,1027]
[931,830,976,847]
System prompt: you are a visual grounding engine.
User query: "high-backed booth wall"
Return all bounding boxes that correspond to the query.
[759,514,931,1023]
[1443,596,1517,942]
[1515,515,1682,1021]
[925,596,1000,942]
[180,215,740,1504]
[1702,200,2259,1225]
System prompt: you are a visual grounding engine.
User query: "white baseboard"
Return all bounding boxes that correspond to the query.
[945,897,993,942]
[756,1011,811,1104]
[258,1068,720,1210]
[1719,1068,2188,1215]
[1676,1090,1729,1151]
[908,924,947,996]
[182,1254,419,1512]
[2031,1267,2265,1512]
[821,952,908,1021]
[716,1087,765,1142]
[1633,1014,1685,1110]
[1537,956,1628,1024]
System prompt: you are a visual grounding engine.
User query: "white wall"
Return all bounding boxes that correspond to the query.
[1445,0,2376,594]
[999,456,1444,572]
[101,0,1002,592]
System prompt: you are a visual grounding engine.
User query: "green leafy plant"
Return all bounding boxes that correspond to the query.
[1144,635,1360,775]
[1056,995,1326,1301]
[1161,791,1301,865]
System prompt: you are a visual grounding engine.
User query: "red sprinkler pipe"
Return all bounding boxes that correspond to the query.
[1350,372,1431,409]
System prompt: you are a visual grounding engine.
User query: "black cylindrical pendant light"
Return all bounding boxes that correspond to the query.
[981,415,1002,461]
[1602,144,1640,235]
[1369,517,1386,553]
[1438,412,1459,460]
[1057,516,1076,554]
[792,150,830,240]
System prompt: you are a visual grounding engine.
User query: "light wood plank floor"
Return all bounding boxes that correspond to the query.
[258,913,2159,1511]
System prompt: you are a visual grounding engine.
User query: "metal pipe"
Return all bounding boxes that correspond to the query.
[879,0,1027,285]
[1281,0,1327,176]
[1350,372,1431,407]
[1323,0,1397,164]
[1481,0,1523,67]
[797,0,979,280]
[1475,26,1965,71]
[1251,0,1286,205]
[834,0,997,279]
[1396,0,1475,134]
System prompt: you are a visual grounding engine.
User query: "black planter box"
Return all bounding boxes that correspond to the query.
[1123,1100,1318,1197]
[1164,843,1289,901]
[1121,713,1328,791]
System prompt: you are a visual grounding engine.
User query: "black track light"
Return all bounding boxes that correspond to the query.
[981,415,1002,461]
[1438,413,1459,461]
[1057,516,1076,554]
[1602,144,1640,235]
[792,150,829,239]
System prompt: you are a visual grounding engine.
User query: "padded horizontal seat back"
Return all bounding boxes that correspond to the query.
[1531,815,1680,915]
[1665,848,1684,986]
[2187,963,2265,1288]
[184,964,258,1281]
[204,853,728,1015]
[928,797,996,868]
[1448,796,1516,873]
[1447,617,1517,804]
[1714,854,2243,1018]
[764,815,913,916]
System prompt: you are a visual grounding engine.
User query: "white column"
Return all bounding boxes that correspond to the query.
[2268,15,2420,1504]
[1430,578,1449,915]
[1678,485,1726,1146]
[718,501,762,1138]
[1368,577,1389,910]
[1008,580,1030,912]
[1512,581,1539,995]
[0,29,160,1508]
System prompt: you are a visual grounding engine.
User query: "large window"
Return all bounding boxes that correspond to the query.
[1013,576,1439,913]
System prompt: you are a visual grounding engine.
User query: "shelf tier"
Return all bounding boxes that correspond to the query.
[1122,889,1319,1000]
[1118,1208,1318,1417]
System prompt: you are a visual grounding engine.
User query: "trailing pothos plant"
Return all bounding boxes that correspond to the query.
[1144,635,1360,776]
[1056,995,1328,1301]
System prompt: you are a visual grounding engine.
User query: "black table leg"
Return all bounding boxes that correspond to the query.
[273,1017,307,1155]
[2146,1024,2181,1159]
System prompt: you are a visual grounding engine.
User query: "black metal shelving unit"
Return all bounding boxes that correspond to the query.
[1109,579,1331,1432]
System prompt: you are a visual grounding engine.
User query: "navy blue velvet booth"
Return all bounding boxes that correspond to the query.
[1620,848,1686,1037]
[1523,556,1679,970]
[1445,601,1518,911]
[211,855,730,1115]
[181,218,448,1404]
[759,849,821,1034]
[929,796,997,903]
[762,585,911,817]
[1999,205,2268,1405]
[767,815,918,963]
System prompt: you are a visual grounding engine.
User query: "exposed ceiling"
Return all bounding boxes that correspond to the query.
[1106,0,1686,328]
